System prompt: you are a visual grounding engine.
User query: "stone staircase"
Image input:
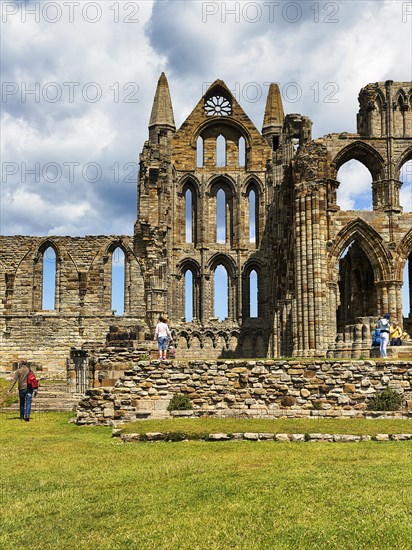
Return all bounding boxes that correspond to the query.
[5,380,81,413]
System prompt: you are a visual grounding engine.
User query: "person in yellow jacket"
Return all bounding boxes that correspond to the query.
[389,321,402,346]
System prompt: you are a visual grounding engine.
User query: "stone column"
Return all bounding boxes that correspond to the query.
[293,181,329,356]
[293,190,305,355]
[376,281,389,315]
[327,282,338,351]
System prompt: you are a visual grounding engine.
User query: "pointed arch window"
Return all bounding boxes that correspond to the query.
[248,187,259,244]
[185,188,193,243]
[249,269,258,318]
[196,136,203,168]
[214,265,228,320]
[238,136,246,167]
[111,247,125,315]
[212,180,233,246]
[336,159,373,211]
[216,188,226,243]
[185,269,194,322]
[183,182,198,245]
[216,134,226,167]
[42,246,56,310]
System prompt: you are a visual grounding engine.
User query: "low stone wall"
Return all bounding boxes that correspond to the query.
[76,359,412,425]
[116,432,412,443]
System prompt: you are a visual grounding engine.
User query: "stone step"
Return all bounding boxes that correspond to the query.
[6,387,81,412]
[5,403,78,412]
[34,391,73,399]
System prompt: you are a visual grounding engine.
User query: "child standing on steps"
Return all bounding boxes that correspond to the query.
[154,315,172,360]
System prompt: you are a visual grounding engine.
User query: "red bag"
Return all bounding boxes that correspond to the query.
[27,371,39,390]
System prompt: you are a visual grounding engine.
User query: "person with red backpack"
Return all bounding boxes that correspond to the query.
[7,360,38,421]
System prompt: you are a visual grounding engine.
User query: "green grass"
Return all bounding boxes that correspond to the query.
[0,378,18,408]
[1,412,411,550]
[121,417,412,437]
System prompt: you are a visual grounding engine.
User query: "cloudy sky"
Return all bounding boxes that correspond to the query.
[1,0,411,238]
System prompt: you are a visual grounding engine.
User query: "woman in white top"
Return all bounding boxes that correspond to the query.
[154,315,172,360]
[377,313,390,358]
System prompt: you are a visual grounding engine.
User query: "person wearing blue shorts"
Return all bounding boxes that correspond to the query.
[154,315,172,360]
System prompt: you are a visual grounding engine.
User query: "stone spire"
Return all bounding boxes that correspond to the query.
[149,72,176,131]
[262,83,284,148]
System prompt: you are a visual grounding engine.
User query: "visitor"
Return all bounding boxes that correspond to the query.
[377,313,391,358]
[154,315,172,360]
[7,360,36,421]
[390,321,402,346]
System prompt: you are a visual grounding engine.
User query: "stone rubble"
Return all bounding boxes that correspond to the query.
[113,431,412,443]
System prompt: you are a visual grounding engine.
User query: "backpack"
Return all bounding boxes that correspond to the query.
[371,329,381,347]
[27,371,39,390]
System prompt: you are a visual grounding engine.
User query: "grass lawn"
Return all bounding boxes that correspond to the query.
[1,412,411,550]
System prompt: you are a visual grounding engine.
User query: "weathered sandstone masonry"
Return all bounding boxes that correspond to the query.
[76,359,412,425]
[1,78,412,372]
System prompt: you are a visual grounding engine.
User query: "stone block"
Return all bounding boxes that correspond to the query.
[274,434,290,442]
[289,434,305,442]
[208,433,231,441]
[333,434,361,442]
[243,432,259,440]
[374,434,390,441]
[281,396,296,407]
[258,433,275,440]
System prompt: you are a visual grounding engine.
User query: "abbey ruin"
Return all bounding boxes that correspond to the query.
[1,76,411,378]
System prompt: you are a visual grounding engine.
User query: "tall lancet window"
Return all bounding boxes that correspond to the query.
[111,247,125,315]
[196,136,203,167]
[185,270,194,322]
[248,189,256,243]
[216,188,226,243]
[216,135,226,167]
[214,265,228,320]
[185,188,193,243]
[238,136,246,167]
[42,246,56,310]
[249,270,258,317]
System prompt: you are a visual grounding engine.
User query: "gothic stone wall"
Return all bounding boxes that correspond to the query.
[0,235,146,374]
[76,359,412,425]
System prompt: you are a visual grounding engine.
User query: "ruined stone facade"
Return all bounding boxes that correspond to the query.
[1,77,411,374]
[76,359,412,425]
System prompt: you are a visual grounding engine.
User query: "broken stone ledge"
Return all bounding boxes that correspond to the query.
[114,431,412,443]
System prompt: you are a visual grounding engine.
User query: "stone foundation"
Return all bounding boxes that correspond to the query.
[76,359,412,425]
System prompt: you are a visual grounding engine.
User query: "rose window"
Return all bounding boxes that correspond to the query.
[204,95,231,116]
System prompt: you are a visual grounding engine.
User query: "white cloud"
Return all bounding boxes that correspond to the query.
[336,160,373,210]
[1,0,411,236]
